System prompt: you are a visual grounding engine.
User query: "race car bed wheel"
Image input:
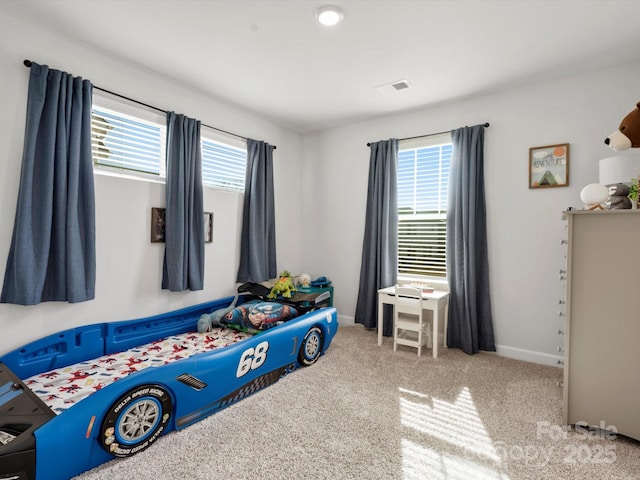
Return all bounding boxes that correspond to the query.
[100,384,173,457]
[299,326,324,366]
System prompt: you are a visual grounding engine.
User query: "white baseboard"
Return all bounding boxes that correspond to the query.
[336,317,563,368]
[337,314,355,326]
[496,344,563,367]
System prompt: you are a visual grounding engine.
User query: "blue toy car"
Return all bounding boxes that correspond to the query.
[0,294,338,479]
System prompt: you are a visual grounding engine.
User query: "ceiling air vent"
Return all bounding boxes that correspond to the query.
[375,79,411,94]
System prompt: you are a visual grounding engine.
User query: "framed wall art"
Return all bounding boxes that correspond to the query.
[151,207,166,243]
[529,143,569,189]
[151,208,213,243]
[204,212,213,243]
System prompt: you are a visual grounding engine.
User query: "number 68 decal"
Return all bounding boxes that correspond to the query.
[236,341,269,378]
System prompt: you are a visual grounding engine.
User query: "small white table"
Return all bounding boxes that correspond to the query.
[377,286,450,358]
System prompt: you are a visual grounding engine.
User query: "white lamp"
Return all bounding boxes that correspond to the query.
[598,153,640,185]
[598,152,640,209]
[580,183,608,210]
[315,5,344,26]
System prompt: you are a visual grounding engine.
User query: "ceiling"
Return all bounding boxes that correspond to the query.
[3,0,640,133]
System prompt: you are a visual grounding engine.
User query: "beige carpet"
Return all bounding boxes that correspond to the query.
[75,325,640,480]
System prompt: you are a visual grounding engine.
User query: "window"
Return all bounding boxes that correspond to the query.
[91,92,246,192]
[92,105,165,176]
[397,134,452,279]
[201,133,246,192]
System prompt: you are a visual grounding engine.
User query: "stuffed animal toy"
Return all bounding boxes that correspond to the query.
[268,271,296,299]
[197,294,239,333]
[297,273,311,287]
[605,101,640,151]
[605,183,632,209]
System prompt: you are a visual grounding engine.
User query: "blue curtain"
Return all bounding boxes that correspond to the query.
[354,139,398,333]
[162,112,204,291]
[1,63,95,305]
[236,139,276,283]
[446,124,495,354]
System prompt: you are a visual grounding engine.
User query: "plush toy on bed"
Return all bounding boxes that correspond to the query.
[197,294,239,333]
[605,101,640,151]
[268,270,296,299]
[223,300,298,332]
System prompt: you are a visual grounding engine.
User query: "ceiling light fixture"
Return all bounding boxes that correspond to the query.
[315,5,344,26]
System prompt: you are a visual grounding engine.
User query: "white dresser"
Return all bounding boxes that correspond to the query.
[563,209,640,440]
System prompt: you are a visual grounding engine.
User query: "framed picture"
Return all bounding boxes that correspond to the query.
[529,143,569,188]
[151,208,213,243]
[151,207,166,243]
[204,212,213,243]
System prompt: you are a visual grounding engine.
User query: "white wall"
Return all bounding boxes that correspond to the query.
[0,13,303,353]
[300,61,640,365]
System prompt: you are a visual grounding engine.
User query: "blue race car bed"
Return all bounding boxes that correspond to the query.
[0,293,338,480]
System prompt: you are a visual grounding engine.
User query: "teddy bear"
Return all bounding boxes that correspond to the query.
[605,101,640,151]
[604,183,632,209]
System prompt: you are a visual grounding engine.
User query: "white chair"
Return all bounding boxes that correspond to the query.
[393,285,432,356]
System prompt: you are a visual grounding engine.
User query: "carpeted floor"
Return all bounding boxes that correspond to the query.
[75,325,640,480]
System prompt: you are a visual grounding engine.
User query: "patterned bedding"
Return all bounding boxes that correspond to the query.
[24,327,251,414]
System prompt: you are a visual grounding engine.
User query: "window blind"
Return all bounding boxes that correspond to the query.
[201,138,246,192]
[91,106,165,175]
[397,143,452,278]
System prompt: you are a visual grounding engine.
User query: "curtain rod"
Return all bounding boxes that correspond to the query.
[366,122,490,146]
[23,59,276,149]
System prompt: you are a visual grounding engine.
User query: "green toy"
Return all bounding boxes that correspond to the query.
[268,271,297,299]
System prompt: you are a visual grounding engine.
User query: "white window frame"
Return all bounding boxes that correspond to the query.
[91,92,166,183]
[397,132,452,283]
[201,127,247,193]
